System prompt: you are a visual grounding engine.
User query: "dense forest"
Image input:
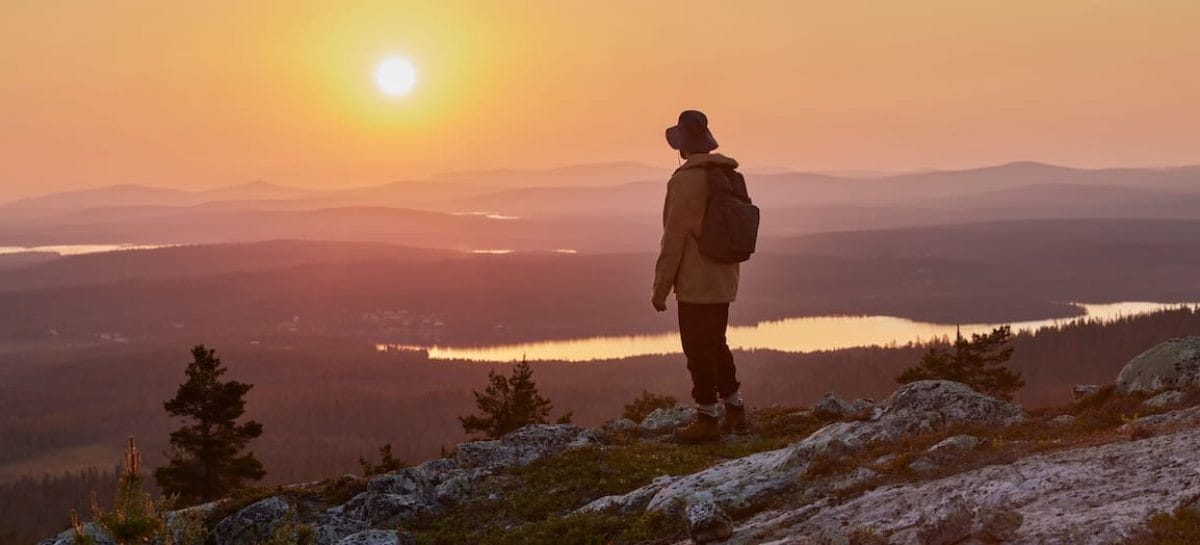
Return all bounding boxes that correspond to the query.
[4,306,1198,544]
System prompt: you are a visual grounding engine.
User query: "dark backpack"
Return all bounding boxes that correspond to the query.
[697,166,759,263]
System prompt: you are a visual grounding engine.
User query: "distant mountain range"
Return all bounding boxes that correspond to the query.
[1,161,1197,252]
[7,160,1196,213]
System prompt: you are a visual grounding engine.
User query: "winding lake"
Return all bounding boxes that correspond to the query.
[378,302,1200,362]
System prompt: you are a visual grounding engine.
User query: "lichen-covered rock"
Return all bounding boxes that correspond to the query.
[345,491,440,526]
[815,392,853,416]
[1144,389,1186,408]
[214,496,292,545]
[640,405,696,435]
[687,500,734,544]
[849,398,876,413]
[336,529,416,545]
[312,514,369,545]
[1050,414,1076,425]
[578,475,675,514]
[455,424,587,468]
[722,425,1200,545]
[431,466,493,506]
[1117,337,1200,393]
[612,381,1023,516]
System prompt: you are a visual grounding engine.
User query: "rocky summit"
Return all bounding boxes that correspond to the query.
[40,347,1200,545]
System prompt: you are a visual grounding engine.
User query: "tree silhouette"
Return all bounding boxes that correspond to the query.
[459,360,563,439]
[155,345,265,504]
[897,326,1025,401]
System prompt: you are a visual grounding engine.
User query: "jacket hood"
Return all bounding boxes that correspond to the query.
[678,153,739,171]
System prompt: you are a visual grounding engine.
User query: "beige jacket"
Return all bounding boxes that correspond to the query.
[652,153,741,305]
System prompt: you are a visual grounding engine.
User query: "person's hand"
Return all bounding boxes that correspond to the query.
[652,297,668,312]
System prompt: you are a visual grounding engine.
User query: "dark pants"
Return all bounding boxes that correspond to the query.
[678,302,740,405]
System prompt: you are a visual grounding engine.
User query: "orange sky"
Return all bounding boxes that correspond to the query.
[2,1,1198,199]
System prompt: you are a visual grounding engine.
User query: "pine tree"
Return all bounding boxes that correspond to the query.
[896,326,1025,401]
[83,437,162,545]
[622,390,679,423]
[459,360,561,439]
[155,345,265,504]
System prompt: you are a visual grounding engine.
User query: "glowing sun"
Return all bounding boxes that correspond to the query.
[375,57,417,96]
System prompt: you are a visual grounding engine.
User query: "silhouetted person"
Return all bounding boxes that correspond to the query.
[653,110,748,442]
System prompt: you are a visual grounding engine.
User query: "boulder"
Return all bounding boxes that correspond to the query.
[687,500,735,544]
[455,424,587,468]
[1116,337,1200,393]
[814,392,854,417]
[639,405,696,435]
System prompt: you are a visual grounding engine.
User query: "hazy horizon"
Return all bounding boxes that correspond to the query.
[5,158,1200,203]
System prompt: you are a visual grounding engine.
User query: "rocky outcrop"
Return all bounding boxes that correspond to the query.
[215,496,292,545]
[721,419,1200,545]
[1117,336,1200,393]
[585,381,1025,519]
[41,367,1200,545]
[342,424,590,526]
[814,392,853,416]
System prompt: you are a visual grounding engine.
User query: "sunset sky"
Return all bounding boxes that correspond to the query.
[2,0,1198,199]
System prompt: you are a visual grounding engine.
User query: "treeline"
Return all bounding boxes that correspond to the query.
[3,307,1199,544]
[0,467,120,545]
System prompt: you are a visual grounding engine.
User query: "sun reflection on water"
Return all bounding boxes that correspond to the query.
[377,302,1200,362]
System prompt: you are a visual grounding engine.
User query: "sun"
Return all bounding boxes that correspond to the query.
[375,57,417,97]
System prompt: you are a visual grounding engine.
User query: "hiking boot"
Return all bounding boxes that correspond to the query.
[721,404,751,435]
[674,412,721,443]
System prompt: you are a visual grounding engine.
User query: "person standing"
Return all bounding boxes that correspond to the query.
[652,110,750,442]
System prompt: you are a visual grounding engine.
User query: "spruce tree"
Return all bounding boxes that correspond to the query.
[155,345,265,504]
[896,326,1025,401]
[459,360,562,439]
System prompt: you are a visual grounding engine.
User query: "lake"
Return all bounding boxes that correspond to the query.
[378,301,1200,362]
[0,243,174,256]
